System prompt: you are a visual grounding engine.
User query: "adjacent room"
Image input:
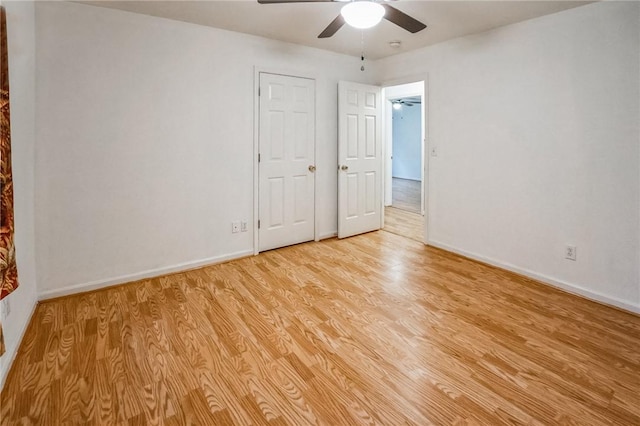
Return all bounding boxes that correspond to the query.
[384,81,426,243]
[0,0,638,424]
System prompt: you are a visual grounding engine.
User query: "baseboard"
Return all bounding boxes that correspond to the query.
[427,239,640,315]
[392,177,421,183]
[38,249,255,301]
[0,297,38,391]
[319,231,338,240]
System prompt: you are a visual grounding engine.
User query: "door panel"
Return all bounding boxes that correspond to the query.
[269,112,285,159]
[293,113,308,159]
[267,177,284,229]
[293,174,309,223]
[365,172,376,214]
[347,115,358,158]
[338,81,382,238]
[347,173,358,218]
[259,73,315,251]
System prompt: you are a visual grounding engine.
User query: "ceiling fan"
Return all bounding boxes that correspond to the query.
[257,0,427,39]
[392,97,421,108]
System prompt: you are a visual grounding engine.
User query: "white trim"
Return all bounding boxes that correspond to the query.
[253,67,260,256]
[38,249,254,301]
[313,77,319,243]
[0,298,37,391]
[423,74,430,245]
[427,239,640,315]
[382,89,390,223]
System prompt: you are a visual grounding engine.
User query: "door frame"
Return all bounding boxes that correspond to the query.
[381,74,430,244]
[253,67,319,255]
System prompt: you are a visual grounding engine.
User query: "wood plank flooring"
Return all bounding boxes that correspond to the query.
[384,206,423,243]
[392,178,421,213]
[1,231,639,425]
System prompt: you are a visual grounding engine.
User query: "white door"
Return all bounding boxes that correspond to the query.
[338,81,382,238]
[259,73,315,251]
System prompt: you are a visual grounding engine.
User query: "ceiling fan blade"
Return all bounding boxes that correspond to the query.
[258,0,332,3]
[382,4,426,33]
[318,14,345,38]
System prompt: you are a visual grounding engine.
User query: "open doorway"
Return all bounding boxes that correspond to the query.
[383,82,425,243]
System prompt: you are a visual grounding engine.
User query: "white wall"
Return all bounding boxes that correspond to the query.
[35,2,372,297]
[392,104,422,181]
[0,0,38,388]
[376,1,640,312]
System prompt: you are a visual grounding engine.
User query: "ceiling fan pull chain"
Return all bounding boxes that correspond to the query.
[360,31,365,71]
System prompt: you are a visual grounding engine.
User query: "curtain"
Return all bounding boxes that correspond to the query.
[0,5,18,356]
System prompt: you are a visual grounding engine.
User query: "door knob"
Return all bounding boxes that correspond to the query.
[341,165,348,171]
[308,165,316,172]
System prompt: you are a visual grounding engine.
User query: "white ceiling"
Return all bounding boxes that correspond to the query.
[78,0,592,60]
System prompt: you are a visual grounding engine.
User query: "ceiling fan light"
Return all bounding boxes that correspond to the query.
[341,1,385,30]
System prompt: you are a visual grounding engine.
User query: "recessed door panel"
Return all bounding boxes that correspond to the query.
[347,114,358,160]
[347,89,358,106]
[293,174,308,224]
[364,172,376,215]
[270,83,284,101]
[294,85,308,104]
[346,173,358,219]
[365,115,376,158]
[268,177,284,229]
[293,112,308,160]
[269,111,285,160]
[365,91,376,109]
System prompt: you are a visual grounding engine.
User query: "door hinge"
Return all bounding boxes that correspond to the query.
[258,87,261,96]
[258,153,261,163]
[258,220,261,229]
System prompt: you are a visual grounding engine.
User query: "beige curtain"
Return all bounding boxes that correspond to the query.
[0,5,19,356]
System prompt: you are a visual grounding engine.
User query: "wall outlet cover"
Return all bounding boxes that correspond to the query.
[232,221,240,233]
[565,245,577,261]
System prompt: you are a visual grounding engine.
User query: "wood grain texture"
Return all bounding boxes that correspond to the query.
[2,231,639,425]
[384,206,423,242]
[391,177,421,213]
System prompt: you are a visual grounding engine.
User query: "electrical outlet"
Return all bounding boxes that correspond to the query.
[565,245,577,261]
[240,221,248,232]
[430,146,438,157]
[232,221,240,233]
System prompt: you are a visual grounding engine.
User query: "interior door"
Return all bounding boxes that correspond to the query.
[338,81,382,238]
[259,73,315,252]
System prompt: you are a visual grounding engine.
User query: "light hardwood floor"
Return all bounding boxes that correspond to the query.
[392,178,421,213]
[384,206,423,243]
[1,231,639,425]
